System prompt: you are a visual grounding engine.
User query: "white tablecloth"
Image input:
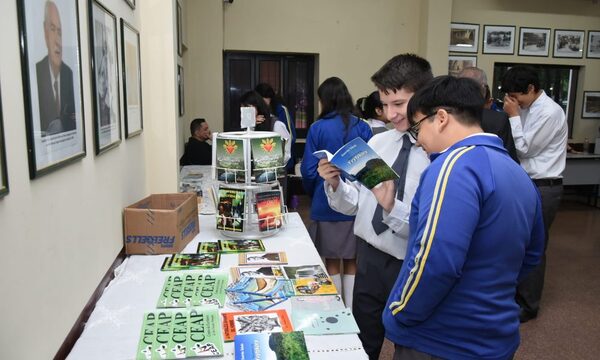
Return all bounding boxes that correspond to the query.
[67,213,368,360]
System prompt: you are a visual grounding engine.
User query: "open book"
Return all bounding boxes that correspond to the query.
[313,137,399,189]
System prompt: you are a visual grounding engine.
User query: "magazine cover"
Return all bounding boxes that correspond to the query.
[197,241,220,253]
[283,265,338,296]
[282,265,327,280]
[250,136,284,183]
[215,136,245,183]
[255,191,283,231]
[218,239,265,253]
[239,252,288,265]
[135,307,224,359]
[234,331,309,360]
[313,137,399,189]
[291,307,359,335]
[222,309,293,342]
[230,266,286,282]
[216,188,246,232]
[161,253,221,271]
[157,272,228,308]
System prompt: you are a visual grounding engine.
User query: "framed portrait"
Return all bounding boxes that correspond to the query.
[587,31,600,58]
[89,0,121,154]
[176,0,183,57]
[483,25,515,54]
[0,88,8,197]
[553,30,585,58]
[120,19,143,138]
[16,0,86,179]
[582,91,600,119]
[518,27,551,57]
[178,65,185,116]
[124,0,135,10]
[449,23,479,53]
[448,55,477,77]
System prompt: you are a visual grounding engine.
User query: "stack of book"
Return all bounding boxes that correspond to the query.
[161,253,221,271]
[225,276,293,312]
[157,272,228,308]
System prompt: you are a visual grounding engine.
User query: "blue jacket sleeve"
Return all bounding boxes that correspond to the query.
[301,126,319,196]
[518,190,545,281]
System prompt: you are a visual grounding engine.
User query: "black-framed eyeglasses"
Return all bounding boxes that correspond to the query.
[407,112,435,140]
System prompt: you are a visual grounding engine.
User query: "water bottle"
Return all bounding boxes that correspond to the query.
[584,138,590,154]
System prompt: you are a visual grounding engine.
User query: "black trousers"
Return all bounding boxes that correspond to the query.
[353,237,404,360]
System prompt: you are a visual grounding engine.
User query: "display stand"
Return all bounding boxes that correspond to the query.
[212,130,288,239]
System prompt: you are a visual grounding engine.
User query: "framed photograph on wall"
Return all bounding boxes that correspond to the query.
[449,23,479,53]
[178,65,184,116]
[16,0,86,179]
[89,0,121,154]
[483,25,515,54]
[518,27,550,57]
[582,91,600,119]
[124,0,135,10]
[553,29,585,58]
[120,19,143,138]
[176,0,183,57]
[448,55,477,76]
[587,31,600,58]
[0,88,8,197]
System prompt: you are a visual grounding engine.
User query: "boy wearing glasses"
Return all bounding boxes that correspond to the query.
[383,75,544,359]
[317,54,432,359]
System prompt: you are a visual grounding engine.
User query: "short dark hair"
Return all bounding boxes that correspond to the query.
[190,118,206,135]
[500,65,540,93]
[407,75,484,127]
[371,53,433,94]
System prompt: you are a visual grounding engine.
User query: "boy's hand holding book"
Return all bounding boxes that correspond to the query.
[317,158,342,191]
[371,179,397,212]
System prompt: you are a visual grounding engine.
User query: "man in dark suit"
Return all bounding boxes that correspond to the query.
[458,67,519,163]
[36,0,76,136]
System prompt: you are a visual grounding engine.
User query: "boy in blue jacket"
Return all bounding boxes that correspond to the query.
[382,76,545,360]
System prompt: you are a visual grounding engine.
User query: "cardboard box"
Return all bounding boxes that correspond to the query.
[124,193,199,255]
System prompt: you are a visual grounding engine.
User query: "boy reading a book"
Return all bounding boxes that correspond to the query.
[317,54,433,359]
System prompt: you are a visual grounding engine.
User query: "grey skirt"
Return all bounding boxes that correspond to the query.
[308,220,357,259]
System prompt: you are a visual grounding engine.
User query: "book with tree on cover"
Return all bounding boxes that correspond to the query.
[218,239,265,253]
[221,309,293,342]
[313,136,399,189]
[161,253,221,271]
[216,187,246,232]
[197,241,220,253]
[251,136,285,183]
[157,272,228,308]
[238,252,287,265]
[255,190,283,231]
[215,136,246,183]
[230,266,286,282]
[135,306,224,359]
[234,331,309,360]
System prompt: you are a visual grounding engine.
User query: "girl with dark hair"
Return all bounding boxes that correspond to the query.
[239,90,273,132]
[300,76,372,308]
[356,91,389,134]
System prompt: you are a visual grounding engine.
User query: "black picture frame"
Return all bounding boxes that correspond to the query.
[587,31,600,59]
[124,0,135,10]
[120,19,143,138]
[582,91,600,119]
[553,29,585,59]
[178,65,185,116]
[176,0,183,57]
[0,87,8,197]
[482,25,515,55]
[16,0,86,179]
[518,27,551,57]
[449,23,479,53]
[89,0,122,154]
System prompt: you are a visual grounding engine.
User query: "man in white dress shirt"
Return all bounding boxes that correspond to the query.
[501,65,568,323]
[317,54,433,360]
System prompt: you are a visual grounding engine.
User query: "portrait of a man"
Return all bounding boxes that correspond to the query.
[35,0,76,136]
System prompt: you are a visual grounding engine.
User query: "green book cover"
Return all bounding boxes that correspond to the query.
[158,275,175,308]
[216,137,245,183]
[251,137,284,183]
[197,241,220,253]
[187,307,224,357]
[157,274,186,308]
[218,239,265,253]
[191,272,228,308]
[135,312,156,360]
[152,310,173,359]
[216,188,245,232]
[161,253,221,271]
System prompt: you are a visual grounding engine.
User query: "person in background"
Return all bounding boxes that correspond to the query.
[180,118,212,166]
[356,91,389,135]
[301,76,372,310]
[239,90,274,132]
[457,67,519,163]
[501,65,568,323]
[383,74,544,360]
[255,83,297,173]
[317,54,432,360]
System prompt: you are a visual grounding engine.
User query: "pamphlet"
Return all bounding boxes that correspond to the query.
[313,137,399,189]
[251,136,284,183]
[215,136,246,183]
[291,305,359,335]
[225,276,292,312]
[218,239,265,253]
[157,272,228,308]
[222,309,293,342]
[234,331,309,360]
[230,266,286,282]
[283,265,338,296]
[239,252,288,265]
[255,190,283,231]
[161,253,221,271]
[216,187,246,232]
[197,241,220,253]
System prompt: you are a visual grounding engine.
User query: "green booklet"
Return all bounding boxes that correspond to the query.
[250,136,284,183]
[135,306,224,359]
[161,253,221,271]
[215,137,246,183]
[197,241,220,253]
[158,272,228,308]
[218,239,265,253]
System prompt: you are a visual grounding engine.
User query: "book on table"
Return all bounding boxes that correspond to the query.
[218,239,265,253]
[283,265,338,296]
[161,253,221,271]
[221,309,293,342]
[290,296,359,335]
[157,272,228,308]
[234,331,309,360]
[313,136,399,189]
[230,265,286,282]
[238,252,288,265]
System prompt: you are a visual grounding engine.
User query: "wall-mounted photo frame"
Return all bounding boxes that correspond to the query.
[176,0,183,57]
[449,23,479,53]
[178,65,184,116]
[483,25,515,54]
[448,55,477,76]
[120,19,143,138]
[0,87,8,197]
[587,31,600,58]
[16,0,86,179]
[89,0,121,154]
[124,0,135,10]
[518,27,551,57]
[553,29,585,58]
[582,91,600,119]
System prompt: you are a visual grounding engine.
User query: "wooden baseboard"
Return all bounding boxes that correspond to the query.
[54,247,127,360]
